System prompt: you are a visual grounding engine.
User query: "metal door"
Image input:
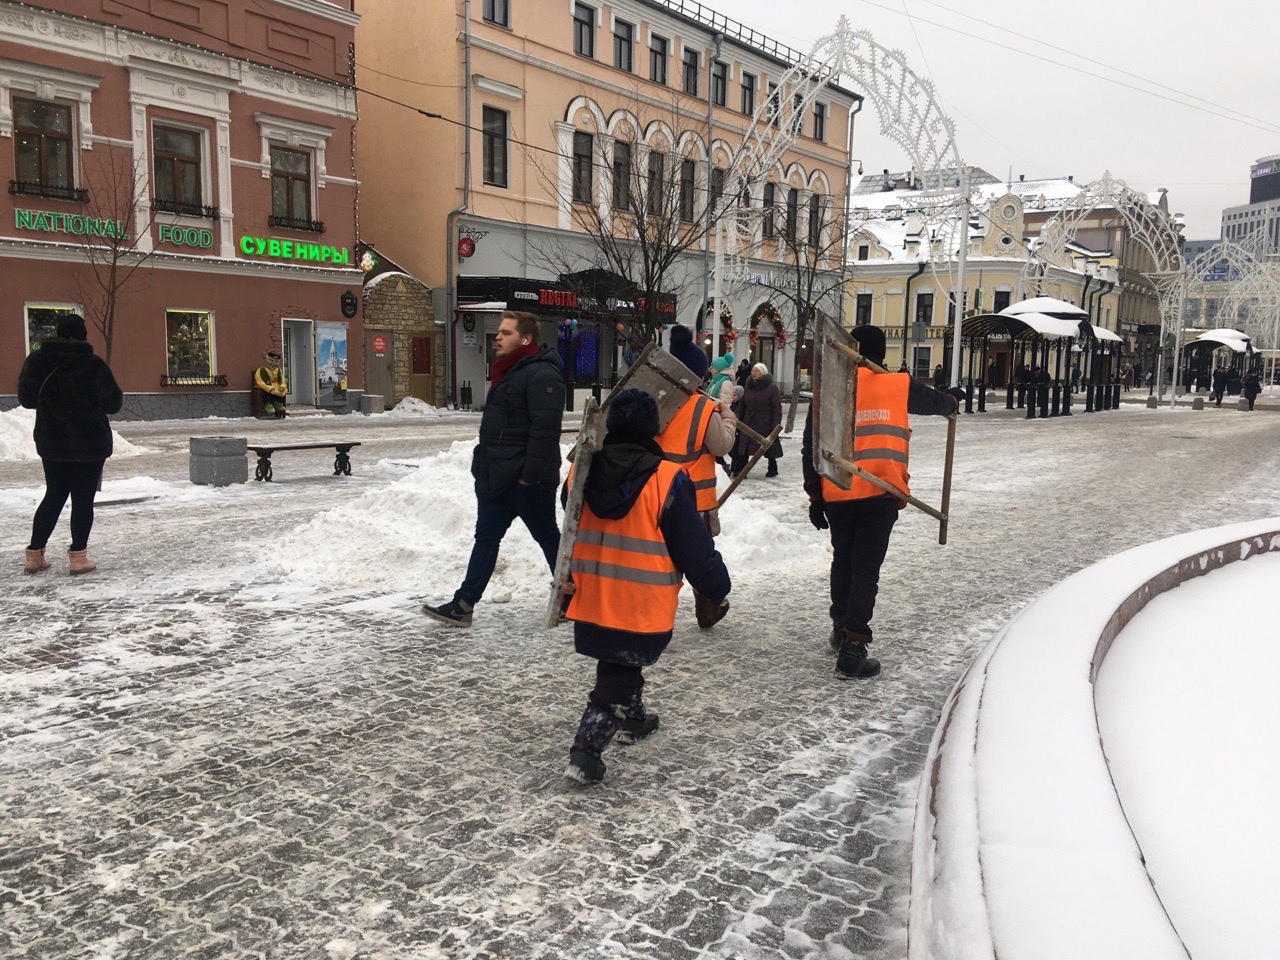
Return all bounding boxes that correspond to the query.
[365,329,394,409]
[282,319,315,405]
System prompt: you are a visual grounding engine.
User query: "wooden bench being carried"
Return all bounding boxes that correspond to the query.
[246,441,361,482]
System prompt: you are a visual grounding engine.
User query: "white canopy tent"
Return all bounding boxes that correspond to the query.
[1001,297,1089,319]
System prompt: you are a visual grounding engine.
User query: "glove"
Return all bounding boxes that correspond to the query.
[809,500,829,530]
[694,591,730,629]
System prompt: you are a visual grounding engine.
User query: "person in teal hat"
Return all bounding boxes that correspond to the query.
[706,353,735,402]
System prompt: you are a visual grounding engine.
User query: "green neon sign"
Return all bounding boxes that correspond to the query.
[239,235,350,264]
[15,208,129,239]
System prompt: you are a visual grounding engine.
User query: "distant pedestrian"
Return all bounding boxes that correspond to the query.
[1071,366,1081,393]
[986,360,998,388]
[562,389,730,784]
[735,358,751,388]
[732,362,783,478]
[422,311,565,627]
[932,364,945,388]
[1121,363,1133,392]
[1211,367,1227,407]
[17,313,123,575]
[1243,371,1262,411]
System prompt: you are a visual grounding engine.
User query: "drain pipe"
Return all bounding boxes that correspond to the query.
[902,260,926,367]
[444,0,473,407]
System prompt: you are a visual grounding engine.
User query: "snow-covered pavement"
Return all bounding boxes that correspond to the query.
[2,401,1278,959]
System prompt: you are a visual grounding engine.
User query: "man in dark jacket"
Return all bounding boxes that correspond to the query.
[562,389,730,783]
[423,311,565,627]
[17,312,123,575]
[802,324,959,679]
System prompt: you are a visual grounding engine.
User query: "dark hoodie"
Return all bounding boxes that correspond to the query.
[565,432,731,664]
[17,339,123,462]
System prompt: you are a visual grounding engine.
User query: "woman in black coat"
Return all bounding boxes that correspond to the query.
[731,362,784,477]
[17,313,123,575]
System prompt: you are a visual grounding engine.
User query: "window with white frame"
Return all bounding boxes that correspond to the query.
[813,102,826,141]
[682,49,699,96]
[646,150,664,216]
[25,303,81,353]
[808,193,823,246]
[573,3,595,58]
[572,131,594,203]
[650,35,668,85]
[613,20,634,73]
[711,60,727,107]
[612,141,632,208]
[741,73,756,115]
[762,182,775,239]
[482,105,508,187]
[13,97,76,199]
[270,147,313,225]
[483,0,510,27]
[152,124,210,217]
[166,309,215,379]
[679,158,696,222]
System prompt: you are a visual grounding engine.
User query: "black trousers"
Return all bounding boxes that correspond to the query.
[30,459,104,552]
[589,660,645,711]
[825,495,899,640]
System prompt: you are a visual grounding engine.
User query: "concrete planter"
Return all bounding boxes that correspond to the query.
[189,436,248,486]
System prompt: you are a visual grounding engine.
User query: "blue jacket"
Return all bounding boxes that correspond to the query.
[472,344,565,498]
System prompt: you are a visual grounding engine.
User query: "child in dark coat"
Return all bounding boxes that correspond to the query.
[562,389,731,783]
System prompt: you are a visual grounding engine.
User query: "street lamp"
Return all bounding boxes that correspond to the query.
[703,31,725,355]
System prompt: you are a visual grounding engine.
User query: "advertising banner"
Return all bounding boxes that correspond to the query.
[316,322,348,406]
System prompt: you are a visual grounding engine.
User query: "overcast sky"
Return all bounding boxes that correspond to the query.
[727,0,1280,238]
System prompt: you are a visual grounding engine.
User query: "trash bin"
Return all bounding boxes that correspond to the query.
[189,436,248,486]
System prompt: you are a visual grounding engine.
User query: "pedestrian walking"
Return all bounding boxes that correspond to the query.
[422,311,565,627]
[1243,371,1262,410]
[255,350,288,418]
[1122,363,1133,393]
[933,364,946,388]
[561,389,730,784]
[735,358,751,388]
[730,362,783,477]
[1211,366,1227,407]
[801,324,960,679]
[17,313,123,575]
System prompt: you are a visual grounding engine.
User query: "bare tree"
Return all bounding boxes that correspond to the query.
[71,149,158,363]
[526,89,749,344]
[748,197,854,431]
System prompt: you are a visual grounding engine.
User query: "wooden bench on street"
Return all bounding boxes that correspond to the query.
[247,441,362,482]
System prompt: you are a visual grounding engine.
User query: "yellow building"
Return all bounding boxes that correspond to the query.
[356,0,860,404]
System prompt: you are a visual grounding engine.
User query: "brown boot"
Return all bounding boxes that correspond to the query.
[24,547,50,574]
[68,548,96,576]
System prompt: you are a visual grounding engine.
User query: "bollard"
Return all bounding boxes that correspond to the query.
[1006,383,1015,410]
[1026,383,1037,419]
[189,436,247,486]
[1192,396,1205,410]
[977,380,987,413]
[1146,396,1158,409]
[1050,381,1061,417]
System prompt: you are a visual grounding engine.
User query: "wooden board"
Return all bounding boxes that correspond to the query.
[811,312,858,491]
[547,397,604,628]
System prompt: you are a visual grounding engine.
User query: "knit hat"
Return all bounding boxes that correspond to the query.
[752,362,768,376]
[668,324,708,379]
[851,324,887,364]
[57,313,88,341]
[711,354,734,374]
[606,387,660,440]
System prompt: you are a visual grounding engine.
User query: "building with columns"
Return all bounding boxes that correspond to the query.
[0,0,362,418]
[356,0,860,405]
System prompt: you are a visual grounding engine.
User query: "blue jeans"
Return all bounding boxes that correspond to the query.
[457,481,560,605]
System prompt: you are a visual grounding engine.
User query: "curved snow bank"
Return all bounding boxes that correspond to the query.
[0,406,149,460]
[910,518,1280,960]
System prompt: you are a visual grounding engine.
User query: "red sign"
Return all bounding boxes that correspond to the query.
[539,289,578,308]
[372,333,387,355]
[458,237,475,258]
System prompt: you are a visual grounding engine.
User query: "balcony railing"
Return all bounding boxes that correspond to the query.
[153,198,220,219]
[9,180,89,203]
[268,215,325,233]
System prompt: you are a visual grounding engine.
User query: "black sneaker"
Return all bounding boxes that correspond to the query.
[565,749,606,783]
[836,636,881,679]
[422,597,473,628]
[615,714,660,745]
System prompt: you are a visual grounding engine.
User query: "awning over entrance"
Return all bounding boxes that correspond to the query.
[1191,329,1251,353]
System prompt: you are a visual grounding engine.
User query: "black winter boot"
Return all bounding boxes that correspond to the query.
[565,749,606,783]
[422,595,473,627]
[836,630,881,679]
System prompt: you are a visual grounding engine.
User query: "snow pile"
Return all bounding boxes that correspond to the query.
[273,440,826,598]
[0,406,149,461]
[382,397,444,419]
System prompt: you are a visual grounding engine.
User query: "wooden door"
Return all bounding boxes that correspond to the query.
[364,329,394,409]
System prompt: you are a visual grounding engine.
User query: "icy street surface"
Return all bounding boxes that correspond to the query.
[2,404,1278,959]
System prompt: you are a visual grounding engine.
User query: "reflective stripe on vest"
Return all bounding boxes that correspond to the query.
[656,393,718,512]
[823,369,912,502]
[566,459,684,632]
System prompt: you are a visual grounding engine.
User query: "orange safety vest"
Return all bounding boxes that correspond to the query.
[822,368,911,503]
[567,459,684,633]
[656,393,718,512]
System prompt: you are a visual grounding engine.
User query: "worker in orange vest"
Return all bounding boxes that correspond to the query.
[801,324,961,679]
[562,388,731,784]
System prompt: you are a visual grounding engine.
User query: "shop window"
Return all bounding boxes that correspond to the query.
[25,303,81,352]
[13,97,79,201]
[269,146,317,230]
[166,309,214,378]
[153,125,210,217]
[412,336,431,375]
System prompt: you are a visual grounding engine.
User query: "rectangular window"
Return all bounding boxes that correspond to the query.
[762,182,775,239]
[572,131,593,203]
[573,3,594,58]
[682,49,699,96]
[855,294,873,326]
[993,289,1011,313]
[679,158,696,222]
[857,244,870,261]
[813,102,826,141]
[711,60,727,107]
[613,20,633,72]
[152,124,203,215]
[482,0,509,27]
[13,97,74,195]
[916,292,934,326]
[25,303,80,353]
[646,150,664,216]
[741,73,756,115]
[709,166,724,211]
[784,187,798,241]
[612,141,632,209]
[767,83,780,127]
[270,146,311,221]
[482,106,508,188]
[808,194,823,246]
[650,35,668,84]
[166,309,214,379]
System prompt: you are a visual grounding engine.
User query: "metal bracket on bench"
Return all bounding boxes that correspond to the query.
[334,446,353,476]
[254,452,273,482]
